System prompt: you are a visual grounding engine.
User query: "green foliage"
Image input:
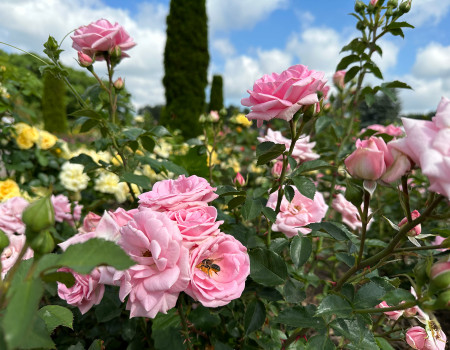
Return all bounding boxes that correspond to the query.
[209,74,224,112]
[161,0,209,138]
[358,90,401,127]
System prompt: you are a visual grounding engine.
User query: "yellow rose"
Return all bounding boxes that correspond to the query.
[0,179,21,202]
[37,130,58,150]
[206,145,219,167]
[235,113,252,127]
[14,124,39,149]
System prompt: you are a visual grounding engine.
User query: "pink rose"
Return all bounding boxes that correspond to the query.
[117,209,189,318]
[185,234,250,307]
[333,70,346,89]
[332,193,372,231]
[57,267,105,314]
[370,0,379,6]
[398,210,421,236]
[0,196,28,236]
[71,19,136,61]
[241,64,329,127]
[266,188,328,237]
[233,172,245,187]
[109,207,139,226]
[138,175,218,211]
[406,325,447,350]
[345,136,393,181]
[81,212,102,233]
[1,235,34,279]
[51,194,82,226]
[365,124,404,137]
[433,236,448,252]
[258,128,319,163]
[166,206,223,248]
[271,160,290,177]
[380,144,412,183]
[375,301,403,320]
[77,51,93,67]
[390,97,450,198]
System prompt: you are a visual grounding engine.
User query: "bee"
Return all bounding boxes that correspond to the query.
[196,258,222,277]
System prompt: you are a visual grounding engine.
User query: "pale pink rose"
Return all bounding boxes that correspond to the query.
[398,210,421,236]
[390,97,450,198]
[266,188,328,237]
[138,175,218,211]
[209,110,220,122]
[57,267,105,314]
[71,19,136,60]
[375,301,403,320]
[1,235,34,279]
[109,207,138,226]
[332,193,373,231]
[241,64,329,127]
[185,234,250,307]
[258,128,319,163]
[365,124,404,137]
[434,236,448,252]
[117,209,189,318]
[381,144,412,183]
[166,206,223,248]
[345,136,393,180]
[271,160,290,177]
[406,325,447,350]
[51,194,82,226]
[0,196,28,236]
[81,212,102,233]
[333,70,346,88]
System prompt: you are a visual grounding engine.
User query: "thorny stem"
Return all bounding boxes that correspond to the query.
[393,244,445,253]
[402,175,413,222]
[356,190,371,266]
[177,297,193,350]
[281,328,307,350]
[353,300,418,314]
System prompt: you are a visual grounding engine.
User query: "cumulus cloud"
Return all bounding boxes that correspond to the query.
[405,0,450,26]
[212,38,236,57]
[207,0,288,33]
[412,42,450,78]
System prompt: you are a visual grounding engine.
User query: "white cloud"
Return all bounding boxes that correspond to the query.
[412,42,450,78]
[212,38,236,57]
[373,39,400,74]
[207,0,288,33]
[0,0,167,108]
[405,0,450,26]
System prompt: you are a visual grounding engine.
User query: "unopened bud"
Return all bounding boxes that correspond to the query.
[208,111,220,123]
[77,51,93,68]
[435,290,450,309]
[109,45,122,59]
[233,172,246,187]
[30,230,55,256]
[22,196,55,233]
[387,0,398,7]
[354,0,365,14]
[399,0,411,13]
[0,229,10,252]
[430,261,450,291]
[114,77,124,90]
[386,6,394,16]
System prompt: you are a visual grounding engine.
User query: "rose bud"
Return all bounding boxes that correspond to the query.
[114,77,124,90]
[398,210,421,236]
[30,230,55,256]
[333,70,346,89]
[77,51,93,67]
[109,45,122,59]
[380,146,411,183]
[406,327,427,350]
[233,172,246,187]
[430,261,450,291]
[22,196,55,233]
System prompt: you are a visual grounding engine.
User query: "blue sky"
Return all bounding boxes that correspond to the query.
[1,0,450,114]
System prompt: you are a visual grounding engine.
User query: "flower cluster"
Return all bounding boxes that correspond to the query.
[57,175,250,318]
[13,123,58,150]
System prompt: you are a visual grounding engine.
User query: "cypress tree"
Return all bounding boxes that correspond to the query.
[208,74,223,112]
[162,0,209,138]
[42,71,67,133]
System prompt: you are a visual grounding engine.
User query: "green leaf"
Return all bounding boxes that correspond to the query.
[228,196,246,210]
[274,305,325,329]
[284,185,295,202]
[152,309,185,350]
[140,135,155,152]
[261,207,277,223]
[344,66,361,84]
[365,93,376,107]
[244,299,266,335]
[345,180,363,207]
[316,295,352,317]
[284,279,306,303]
[95,288,122,323]
[290,236,312,268]
[306,335,336,350]
[70,108,103,120]
[70,154,101,172]
[341,38,365,54]
[308,222,350,241]
[120,172,151,189]
[336,253,355,267]
[241,197,263,221]
[58,238,135,274]
[387,21,414,30]
[375,337,395,350]
[249,248,288,286]
[331,316,379,350]
[336,54,360,71]
[17,314,55,349]
[364,61,383,80]
[292,159,332,176]
[383,289,415,305]
[88,339,104,350]
[172,146,208,178]
[383,80,413,90]
[2,278,45,349]
[292,176,316,199]
[188,305,221,331]
[122,127,144,142]
[160,160,188,176]
[38,305,73,333]
[354,282,386,308]
[389,27,405,38]
[149,125,171,137]
[79,118,99,133]
[215,185,246,197]
[41,271,75,288]
[256,142,286,165]
[35,149,49,167]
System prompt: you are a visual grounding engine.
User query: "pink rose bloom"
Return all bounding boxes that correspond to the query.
[390,97,450,198]
[272,160,290,178]
[138,175,218,211]
[81,212,102,233]
[365,124,404,137]
[241,64,329,127]
[185,234,250,307]
[333,70,346,89]
[266,188,328,237]
[71,19,136,60]
[117,209,189,318]
[381,144,412,183]
[109,207,139,226]
[375,301,403,320]
[433,236,448,252]
[57,267,105,314]
[1,235,34,279]
[258,128,319,163]
[166,206,223,248]
[332,193,372,231]
[398,210,421,236]
[0,196,28,236]
[345,136,394,181]
[406,325,447,350]
[51,194,82,226]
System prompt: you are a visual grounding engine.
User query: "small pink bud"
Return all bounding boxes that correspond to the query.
[430,261,450,291]
[398,210,421,236]
[370,0,379,5]
[108,45,122,59]
[233,172,245,187]
[406,326,427,349]
[333,70,346,89]
[114,77,124,90]
[78,51,93,67]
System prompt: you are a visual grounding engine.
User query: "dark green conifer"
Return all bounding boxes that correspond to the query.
[208,75,223,112]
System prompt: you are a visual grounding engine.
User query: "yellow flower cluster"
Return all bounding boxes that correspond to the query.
[13,123,58,150]
[0,179,21,202]
[233,113,253,127]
